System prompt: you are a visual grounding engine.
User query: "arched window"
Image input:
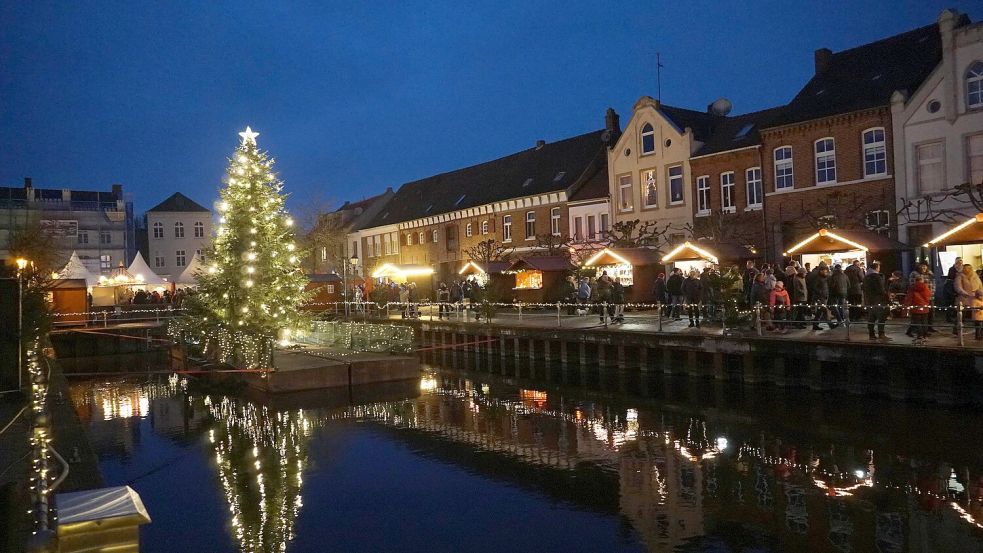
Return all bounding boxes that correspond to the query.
[431,229,438,243]
[967,62,983,109]
[193,221,205,238]
[640,123,655,154]
[152,221,163,239]
[174,221,185,238]
[466,223,473,237]
[481,220,489,235]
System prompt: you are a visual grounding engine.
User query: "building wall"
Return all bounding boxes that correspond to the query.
[607,98,698,238]
[146,210,212,278]
[688,147,766,251]
[760,108,896,260]
[569,199,610,243]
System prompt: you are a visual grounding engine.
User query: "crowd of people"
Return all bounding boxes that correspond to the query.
[118,287,192,307]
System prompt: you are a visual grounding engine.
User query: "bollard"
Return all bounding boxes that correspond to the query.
[958,303,965,347]
[844,300,851,341]
[657,303,663,332]
[518,304,523,321]
[721,303,727,334]
[754,303,762,336]
[556,302,562,328]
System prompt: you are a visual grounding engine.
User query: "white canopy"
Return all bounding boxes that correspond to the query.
[176,254,204,286]
[126,252,165,285]
[57,251,98,286]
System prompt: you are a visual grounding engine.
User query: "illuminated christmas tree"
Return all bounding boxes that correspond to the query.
[188,127,309,365]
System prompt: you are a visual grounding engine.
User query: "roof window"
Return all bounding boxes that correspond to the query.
[733,123,754,140]
[454,194,467,207]
[522,178,533,187]
[553,172,566,182]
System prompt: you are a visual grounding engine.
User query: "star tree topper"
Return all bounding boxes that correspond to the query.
[239,126,259,145]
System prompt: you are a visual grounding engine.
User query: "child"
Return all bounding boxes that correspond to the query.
[905,275,932,343]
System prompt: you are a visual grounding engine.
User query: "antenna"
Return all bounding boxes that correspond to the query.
[656,52,664,102]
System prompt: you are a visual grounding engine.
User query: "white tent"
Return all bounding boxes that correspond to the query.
[175,254,204,287]
[126,252,165,285]
[56,251,98,286]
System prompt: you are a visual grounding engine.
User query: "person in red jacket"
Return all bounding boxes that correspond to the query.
[769,281,792,333]
[906,274,932,341]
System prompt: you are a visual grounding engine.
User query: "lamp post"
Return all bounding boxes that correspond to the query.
[15,258,28,392]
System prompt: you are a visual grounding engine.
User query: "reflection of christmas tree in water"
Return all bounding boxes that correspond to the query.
[208,397,312,553]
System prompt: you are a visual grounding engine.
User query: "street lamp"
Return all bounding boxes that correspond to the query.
[15,258,29,392]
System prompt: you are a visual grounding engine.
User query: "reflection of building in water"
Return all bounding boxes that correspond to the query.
[208,398,311,553]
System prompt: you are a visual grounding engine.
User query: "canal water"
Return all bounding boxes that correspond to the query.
[66,355,983,553]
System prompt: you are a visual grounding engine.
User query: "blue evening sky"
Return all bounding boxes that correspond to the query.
[1,1,977,216]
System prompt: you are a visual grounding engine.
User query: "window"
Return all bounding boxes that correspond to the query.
[154,252,164,268]
[195,249,203,261]
[152,222,163,239]
[574,217,583,241]
[325,285,335,294]
[525,211,536,239]
[587,215,596,239]
[373,235,382,256]
[550,207,561,236]
[466,223,473,237]
[419,231,425,245]
[696,175,710,215]
[175,250,186,267]
[916,142,945,193]
[431,229,438,243]
[865,210,890,234]
[746,167,763,208]
[194,221,205,238]
[77,231,89,245]
[100,255,111,270]
[640,123,655,154]
[774,147,794,190]
[99,230,111,245]
[481,220,489,235]
[618,174,633,211]
[384,234,391,255]
[668,165,684,205]
[815,138,836,184]
[642,169,658,207]
[720,172,736,212]
[599,213,609,235]
[968,134,983,187]
[967,62,983,109]
[503,215,512,242]
[174,221,184,238]
[863,128,887,177]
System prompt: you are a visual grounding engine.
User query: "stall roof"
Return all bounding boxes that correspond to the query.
[584,248,662,267]
[506,256,575,273]
[56,251,98,286]
[371,263,434,279]
[127,252,165,285]
[49,278,88,290]
[175,255,204,285]
[784,228,909,255]
[459,260,510,275]
[924,213,983,247]
[662,242,753,264]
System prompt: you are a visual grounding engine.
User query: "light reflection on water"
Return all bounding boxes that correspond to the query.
[67,363,983,553]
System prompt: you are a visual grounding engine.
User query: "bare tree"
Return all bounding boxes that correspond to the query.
[533,233,573,256]
[463,238,513,267]
[685,210,761,249]
[601,219,672,250]
[293,193,349,274]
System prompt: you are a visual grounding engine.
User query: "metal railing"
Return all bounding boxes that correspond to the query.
[51,307,188,327]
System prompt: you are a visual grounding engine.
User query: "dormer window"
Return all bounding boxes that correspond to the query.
[734,123,754,140]
[967,62,983,109]
[553,172,566,183]
[640,123,655,154]
[454,194,467,207]
[522,178,533,188]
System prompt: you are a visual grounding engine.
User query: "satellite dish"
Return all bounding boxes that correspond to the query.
[710,98,733,116]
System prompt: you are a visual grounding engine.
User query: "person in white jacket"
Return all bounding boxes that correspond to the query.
[954,263,983,340]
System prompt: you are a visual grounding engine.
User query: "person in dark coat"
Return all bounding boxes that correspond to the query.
[844,260,866,319]
[829,264,849,323]
[667,268,684,320]
[611,279,625,322]
[652,272,668,316]
[681,270,704,328]
[811,265,834,331]
[863,261,888,340]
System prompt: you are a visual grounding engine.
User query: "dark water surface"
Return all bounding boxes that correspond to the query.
[67,356,983,553]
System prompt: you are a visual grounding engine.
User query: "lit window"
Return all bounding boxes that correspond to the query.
[175,250,186,267]
[574,217,583,241]
[774,146,794,190]
[514,270,543,290]
[432,229,438,243]
[863,128,887,177]
[967,134,983,187]
[525,211,536,240]
[153,222,163,239]
[815,138,836,184]
[321,246,327,261]
[696,176,710,215]
[418,231,424,245]
[550,207,561,236]
[668,165,684,205]
[100,254,111,270]
[618,174,633,211]
[587,215,596,239]
[194,221,205,238]
[481,220,489,235]
[967,62,983,109]
[466,223,473,237]
[746,167,763,208]
[599,213,609,235]
[174,221,185,238]
[720,172,736,212]
[916,142,945,193]
[503,215,512,242]
[642,169,658,208]
[640,123,655,154]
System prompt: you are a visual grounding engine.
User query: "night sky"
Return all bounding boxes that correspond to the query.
[1,1,977,216]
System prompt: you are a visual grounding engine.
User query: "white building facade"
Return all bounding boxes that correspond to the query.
[145,192,212,279]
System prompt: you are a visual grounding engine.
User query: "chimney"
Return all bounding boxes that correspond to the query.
[112,183,123,199]
[23,177,32,189]
[603,107,622,148]
[535,140,546,150]
[814,48,833,74]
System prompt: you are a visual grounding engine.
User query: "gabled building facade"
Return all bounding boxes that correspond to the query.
[144,192,211,279]
[305,188,394,275]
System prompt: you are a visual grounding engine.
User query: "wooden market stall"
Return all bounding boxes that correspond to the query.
[661,241,754,273]
[458,260,511,299]
[504,256,575,304]
[784,228,908,270]
[304,273,344,305]
[582,248,664,302]
[48,278,89,326]
[371,263,435,299]
[923,213,983,270]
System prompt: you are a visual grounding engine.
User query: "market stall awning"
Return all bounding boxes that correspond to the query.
[56,251,98,286]
[923,213,983,247]
[371,263,434,279]
[98,262,136,286]
[661,242,753,264]
[506,256,575,273]
[175,254,203,285]
[784,228,909,256]
[127,252,166,285]
[458,260,510,275]
[584,247,662,267]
